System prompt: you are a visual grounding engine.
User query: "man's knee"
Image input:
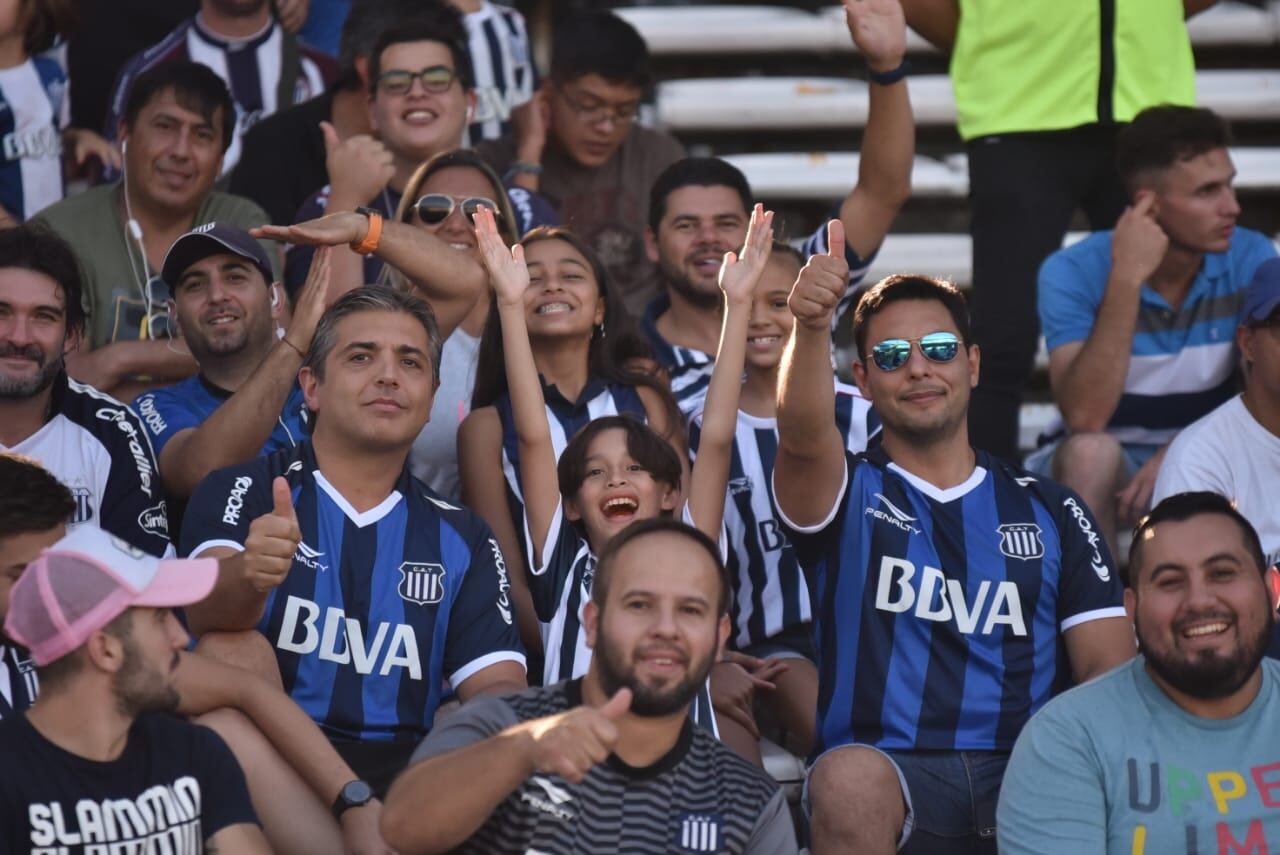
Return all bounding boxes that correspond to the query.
[195,630,283,689]
[810,746,906,829]
[1053,432,1124,487]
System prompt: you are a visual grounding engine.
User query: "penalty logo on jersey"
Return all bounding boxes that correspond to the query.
[676,812,723,852]
[996,523,1045,561]
[398,562,446,605]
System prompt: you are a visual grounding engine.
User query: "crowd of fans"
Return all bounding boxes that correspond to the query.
[0,0,1276,852]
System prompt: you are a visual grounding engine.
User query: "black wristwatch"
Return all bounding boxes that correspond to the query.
[332,780,374,820]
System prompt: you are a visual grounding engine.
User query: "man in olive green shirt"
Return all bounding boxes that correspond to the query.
[902,0,1208,464]
[35,62,278,399]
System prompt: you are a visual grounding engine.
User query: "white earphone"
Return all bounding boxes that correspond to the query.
[270,284,281,309]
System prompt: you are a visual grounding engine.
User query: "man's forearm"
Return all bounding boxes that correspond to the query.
[66,340,198,392]
[1056,277,1142,432]
[186,554,270,636]
[777,326,839,459]
[382,729,535,853]
[323,191,373,299]
[162,341,304,496]
[853,73,914,218]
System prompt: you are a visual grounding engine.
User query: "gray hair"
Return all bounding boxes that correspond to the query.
[304,285,443,389]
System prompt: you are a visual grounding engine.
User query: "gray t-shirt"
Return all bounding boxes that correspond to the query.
[34,183,279,350]
[410,328,480,501]
[998,656,1280,854]
[412,679,798,854]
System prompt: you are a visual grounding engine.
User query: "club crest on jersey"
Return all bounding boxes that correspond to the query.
[398,562,446,605]
[676,812,723,853]
[996,523,1044,561]
[70,486,93,525]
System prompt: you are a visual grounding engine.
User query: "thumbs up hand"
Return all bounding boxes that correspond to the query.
[787,219,850,331]
[321,120,395,207]
[242,477,302,593]
[516,688,633,783]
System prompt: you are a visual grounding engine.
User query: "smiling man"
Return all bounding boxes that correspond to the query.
[774,266,1136,853]
[35,62,278,399]
[179,285,526,795]
[1029,105,1277,559]
[999,491,1280,854]
[381,518,797,854]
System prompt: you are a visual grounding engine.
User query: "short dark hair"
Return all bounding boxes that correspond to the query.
[1116,105,1232,192]
[558,414,684,500]
[121,62,235,152]
[24,0,76,56]
[1129,491,1268,586]
[337,0,435,84]
[592,517,730,616]
[304,285,443,389]
[648,157,753,233]
[368,13,474,94]
[0,454,75,541]
[852,275,971,359]
[0,223,86,337]
[551,11,651,89]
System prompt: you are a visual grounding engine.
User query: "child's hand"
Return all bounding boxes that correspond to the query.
[474,205,529,308]
[717,204,775,307]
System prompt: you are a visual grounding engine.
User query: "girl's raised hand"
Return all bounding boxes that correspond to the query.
[717,203,775,306]
[474,205,529,307]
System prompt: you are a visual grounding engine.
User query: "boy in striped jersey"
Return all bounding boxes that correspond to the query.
[689,237,879,764]
[383,518,798,854]
[473,203,773,733]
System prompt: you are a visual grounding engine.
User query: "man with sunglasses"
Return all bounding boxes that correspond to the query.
[1154,258,1280,572]
[773,231,1135,854]
[476,10,684,315]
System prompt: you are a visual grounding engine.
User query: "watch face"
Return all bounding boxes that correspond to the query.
[343,780,374,805]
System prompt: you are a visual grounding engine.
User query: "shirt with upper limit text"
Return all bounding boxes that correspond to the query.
[180,442,525,742]
[409,679,798,854]
[0,712,257,854]
[779,446,1126,756]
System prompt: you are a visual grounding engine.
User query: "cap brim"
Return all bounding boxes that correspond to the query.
[133,558,219,609]
[161,233,272,289]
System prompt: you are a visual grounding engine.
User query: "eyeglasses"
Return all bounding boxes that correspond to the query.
[414,194,505,229]
[377,65,457,96]
[554,84,639,126]
[867,332,961,372]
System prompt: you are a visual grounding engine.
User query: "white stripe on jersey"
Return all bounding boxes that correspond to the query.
[0,61,62,219]
[464,1,535,144]
[502,390,624,510]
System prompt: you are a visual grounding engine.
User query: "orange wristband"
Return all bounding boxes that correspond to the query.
[350,208,383,255]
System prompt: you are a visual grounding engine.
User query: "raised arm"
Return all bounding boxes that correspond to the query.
[687,205,774,540]
[316,121,394,299]
[841,0,914,261]
[253,210,486,342]
[775,222,850,528]
[65,340,198,396]
[153,250,332,498]
[474,206,562,564]
[1048,195,1165,433]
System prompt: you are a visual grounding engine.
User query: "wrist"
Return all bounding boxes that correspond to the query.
[867,57,910,84]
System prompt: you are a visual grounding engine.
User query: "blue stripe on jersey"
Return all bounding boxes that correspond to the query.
[795,447,1114,755]
[224,36,266,113]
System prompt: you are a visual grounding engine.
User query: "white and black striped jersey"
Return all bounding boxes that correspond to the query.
[1,372,171,557]
[463,1,535,145]
[104,15,336,174]
[689,382,879,649]
[642,227,875,416]
[0,56,68,221]
[0,642,37,721]
[409,679,798,854]
[523,502,721,736]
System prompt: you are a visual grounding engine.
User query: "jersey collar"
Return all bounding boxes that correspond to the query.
[301,441,409,528]
[867,444,988,504]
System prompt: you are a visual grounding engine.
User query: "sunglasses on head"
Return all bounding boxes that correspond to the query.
[413,194,504,228]
[867,332,962,372]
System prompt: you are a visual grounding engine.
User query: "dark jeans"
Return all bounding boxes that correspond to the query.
[966,125,1128,462]
[891,750,1009,855]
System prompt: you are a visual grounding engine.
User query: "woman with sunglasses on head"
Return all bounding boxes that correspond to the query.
[457,220,688,665]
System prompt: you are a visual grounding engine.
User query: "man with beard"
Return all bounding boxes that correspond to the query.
[775,265,1136,853]
[999,491,1280,853]
[0,524,270,852]
[0,223,170,557]
[1029,106,1277,559]
[381,518,798,853]
[642,0,914,415]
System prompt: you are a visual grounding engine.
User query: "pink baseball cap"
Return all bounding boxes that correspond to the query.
[4,526,218,666]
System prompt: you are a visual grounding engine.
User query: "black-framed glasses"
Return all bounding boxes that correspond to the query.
[377,65,457,96]
[867,332,961,372]
[414,194,505,228]
[553,84,639,126]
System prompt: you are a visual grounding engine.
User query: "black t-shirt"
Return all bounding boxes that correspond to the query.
[0,712,257,853]
[229,88,336,226]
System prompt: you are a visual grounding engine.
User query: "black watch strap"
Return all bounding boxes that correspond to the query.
[332,780,374,820]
